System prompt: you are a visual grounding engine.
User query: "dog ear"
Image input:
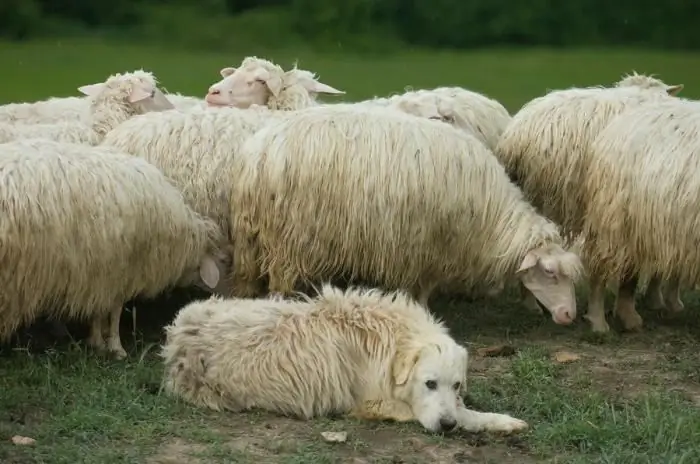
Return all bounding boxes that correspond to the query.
[392,347,421,386]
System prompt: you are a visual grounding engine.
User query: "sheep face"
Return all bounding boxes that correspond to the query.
[205,66,278,109]
[78,72,175,113]
[515,245,583,325]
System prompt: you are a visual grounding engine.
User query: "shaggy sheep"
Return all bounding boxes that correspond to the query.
[494,73,684,322]
[496,74,682,240]
[0,96,87,124]
[0,70,176,145]
[100,105,288,241]
[163,93,206,111]
[368,87,512,151]
[0,139,230,359]
[230,105,583,324]
[0,91,202,125]
[205,56,345,110]
[161,284,529,434]
[580,98,700,332]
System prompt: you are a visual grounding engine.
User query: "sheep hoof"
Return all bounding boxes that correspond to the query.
[619,314,644,332]
[110,348,128,360]
[584,314,610,333]
[667,300,685,314]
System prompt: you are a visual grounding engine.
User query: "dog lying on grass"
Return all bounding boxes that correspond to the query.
[160,285,528,434]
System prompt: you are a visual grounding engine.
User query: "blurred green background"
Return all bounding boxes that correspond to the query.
[1,1,699,110]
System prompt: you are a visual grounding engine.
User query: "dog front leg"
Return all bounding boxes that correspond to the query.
[350,399,415,423]
[455,406,528,434]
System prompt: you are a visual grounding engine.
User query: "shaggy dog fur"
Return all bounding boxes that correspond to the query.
[160,285,529,434]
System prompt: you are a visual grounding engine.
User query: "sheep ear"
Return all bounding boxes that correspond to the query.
[253,69,282,97]
[78,83,104,96]
[128,83,153,103]
[220,67,236,78]
[199,255,221,290]
[666,84,683,96]
[516,251,539,274]
[304,79,345,95]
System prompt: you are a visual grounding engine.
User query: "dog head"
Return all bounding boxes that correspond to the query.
[392,333,468,433]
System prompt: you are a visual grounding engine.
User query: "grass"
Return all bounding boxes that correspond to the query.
[1,37,700,463]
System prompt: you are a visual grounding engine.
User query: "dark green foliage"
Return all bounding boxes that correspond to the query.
[1,0,699,50]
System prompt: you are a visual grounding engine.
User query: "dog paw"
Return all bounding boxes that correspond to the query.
[486,415,529,433]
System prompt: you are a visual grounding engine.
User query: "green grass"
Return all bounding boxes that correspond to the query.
[1,37,700,112]
[1,38,700,463]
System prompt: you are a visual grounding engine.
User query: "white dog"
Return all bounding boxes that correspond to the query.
[160,285,528,434]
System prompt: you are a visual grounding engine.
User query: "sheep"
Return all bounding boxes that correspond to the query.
[204,56,345,110]
[0,91,203,125]
[366,87,512,152]
[0,138,231,359]
[162,93,206,111]
[160,284,529,434]
[0,69,176,145]
[0,96,87,124]
[580,98,700,333]
[494,73,684,323]
[229,104,583,325]
[100,105,289,242]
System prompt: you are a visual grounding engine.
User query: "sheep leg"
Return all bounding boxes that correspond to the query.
[663,276,684,313]
[584,277,609,333]
[267,267,296,298]
[643,274,666,311]
[455,406,528,434]
[87,315,106,351]
[106,305,127,360]
[615,274,643,332]
[350,399,414,422]
[520,282,543,314]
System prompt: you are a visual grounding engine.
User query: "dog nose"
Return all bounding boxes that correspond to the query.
[439,417,457,432]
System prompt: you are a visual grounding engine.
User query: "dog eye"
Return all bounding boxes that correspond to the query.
[425,380,437,390]
[453,382,461,390]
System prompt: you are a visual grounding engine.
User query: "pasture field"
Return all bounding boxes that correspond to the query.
[1,39,700,464]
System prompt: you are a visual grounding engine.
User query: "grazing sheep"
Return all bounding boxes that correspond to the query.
[496,74,682,240]
[0,96,87,124]
[580,99,700,332]
[0,139,230,359]
[494,74,684,322]
[0,91,202,125]
[0,70,175,145]
[100,105,288,241]
[230,105,583,324]
[161,284,529,434]
[205,57,345,110]
[368,87,511,151]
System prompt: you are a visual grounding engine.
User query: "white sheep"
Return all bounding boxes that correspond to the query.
[0,138,230,359]
[580,98,700,332]
[494,74,684,324]
[366,87,512,151]
[0,70,176,145]
[0,91,202,125]
[230,104,583,325]
[0,96,87,124]
[100,105,288,242]
[162,93,206,111]
[204,56,345,110]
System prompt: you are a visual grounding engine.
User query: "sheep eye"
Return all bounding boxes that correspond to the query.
[453,382,461,390]
[425,380,437,390]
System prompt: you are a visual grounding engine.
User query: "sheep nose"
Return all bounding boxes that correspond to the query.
[208,89,220,95]
[439,417,457,432]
